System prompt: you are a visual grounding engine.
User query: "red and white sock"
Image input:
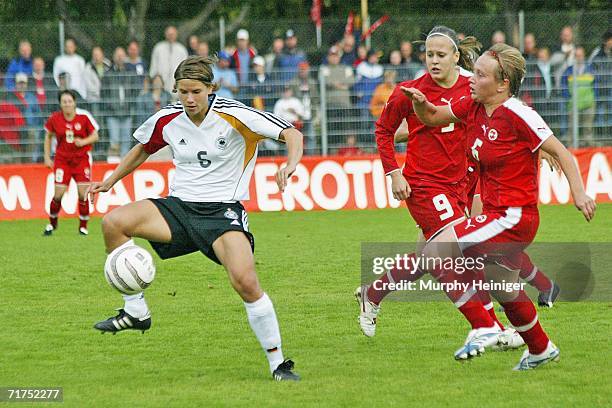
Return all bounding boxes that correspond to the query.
[475,268,505,330]
[366,253,425,305]
[519,252,552,292]
[49,198,62,228]
[78,199,90,230]
[501,290,550,354]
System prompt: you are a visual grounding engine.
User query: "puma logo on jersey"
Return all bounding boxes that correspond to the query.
[440,97,453,106]
[481,124,488,136]
[179,139,187,145]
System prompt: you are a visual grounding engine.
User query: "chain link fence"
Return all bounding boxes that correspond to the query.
[0,11,609,163]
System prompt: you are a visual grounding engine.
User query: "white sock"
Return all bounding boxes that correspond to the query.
[244,293,284,373]
[122,292,150,319]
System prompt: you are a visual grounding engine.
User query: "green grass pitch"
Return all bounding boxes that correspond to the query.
[1,204,611,407]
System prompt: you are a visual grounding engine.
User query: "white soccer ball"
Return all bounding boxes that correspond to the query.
[104,245,156,295]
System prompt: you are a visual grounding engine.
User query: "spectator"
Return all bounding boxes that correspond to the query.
[551,25,576,87]
[231,29,257,84]
[188,35,200,56]
[522,47,554,121]
[212,51,239,99]
[264,37,284,74]
[7,73,42,161]
[370,70,397,118]
[491,30,506,46]
[354,49,384,139]
[197,41,210,58]
[31,57,56,116]
[53,38,87,99]
[245,55,276,111]
[413,44,427,78]
[288,61,319,153]
[588,29,611,136]
[279,29,307,80]
[561,46,596,146]
[523,33,538,61]
[150,25,189,93]
[125,40,147,88]
[136,75,171,126]
[5,40,33,91]
[337,134,364,156]
[353,44,368,68]
[399,40,416,64]
[340,33,357,67]
[265,86,305,154]
[320,46,355,140]
[83,46,111,105]
[102,47,139,159]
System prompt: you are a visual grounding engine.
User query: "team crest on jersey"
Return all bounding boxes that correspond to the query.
[224,208,239,220]
[476,215,487,223]
[75,123,82,131]
[215,135,228,150]
[487,129,498,141]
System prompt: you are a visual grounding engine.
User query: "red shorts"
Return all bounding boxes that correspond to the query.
[452,207,539,269]
[54,154,91,185]
[406,180,467,241]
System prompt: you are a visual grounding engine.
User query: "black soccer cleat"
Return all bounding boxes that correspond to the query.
[538,281,561,308]
[94,309,151,334]
[272,359,300,381]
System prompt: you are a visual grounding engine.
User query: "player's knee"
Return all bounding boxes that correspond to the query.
[101,210,125,237]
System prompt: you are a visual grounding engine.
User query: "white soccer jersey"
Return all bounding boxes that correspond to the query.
[133,95,293,202]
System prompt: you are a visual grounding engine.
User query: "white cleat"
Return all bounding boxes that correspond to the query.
[491,327,526,351]
[454,324,502,360]
[79,227,89,235]
[513,341,560,371]
[354,286,380,337]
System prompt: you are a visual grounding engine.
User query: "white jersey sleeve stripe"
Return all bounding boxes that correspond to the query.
[503,97,553,151]
[214,98,294,130]
[76,108,100,130]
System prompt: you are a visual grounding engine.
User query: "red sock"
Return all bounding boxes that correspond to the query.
[366,253,425,305]
[430,267,494,330]
[49,198,61,228]
[519,252,552,292]
[501,290,550,354]
[475,269,505,330]
[78,199,89,229]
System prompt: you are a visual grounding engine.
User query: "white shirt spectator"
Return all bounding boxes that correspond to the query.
[53,53,87,98]
[273,96,305,123]
[149,41,188,93]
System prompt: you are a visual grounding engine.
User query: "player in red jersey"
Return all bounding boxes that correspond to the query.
[43,90,99,236]
[403,43,595,370]
[356,27,520,357]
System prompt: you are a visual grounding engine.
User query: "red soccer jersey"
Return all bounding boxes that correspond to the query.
[44,109,98,161]
[376,70,472,184]
[450,96,553,211]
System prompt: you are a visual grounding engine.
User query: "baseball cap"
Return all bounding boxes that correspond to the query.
[253,55,265,66]
[286,29,295,38]
[328,46,340,55]
[237,29,249,41]
[218,50,231,60]
[15,72,28,83]
[298,61,310,69]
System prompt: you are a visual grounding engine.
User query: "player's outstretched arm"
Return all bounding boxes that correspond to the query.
[276,127,303,193]
[400,86,456,127]
[541,135,596,221]
[87,143,150,203]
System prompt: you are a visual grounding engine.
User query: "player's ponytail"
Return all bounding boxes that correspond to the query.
[173,55,221,92]
[457,36,482,71]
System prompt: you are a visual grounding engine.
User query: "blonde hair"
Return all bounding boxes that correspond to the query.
[419,26,482,71]
[173,55,220,92]
[487,43,526,96]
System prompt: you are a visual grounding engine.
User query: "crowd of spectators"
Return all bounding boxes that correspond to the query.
[0,24,610,162]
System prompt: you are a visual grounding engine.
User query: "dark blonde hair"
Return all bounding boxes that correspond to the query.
[487,43,526,96]
[173,55,220,92]
[420,26,482,71]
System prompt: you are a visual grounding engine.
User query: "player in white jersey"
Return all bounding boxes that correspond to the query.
[87,56,303,381]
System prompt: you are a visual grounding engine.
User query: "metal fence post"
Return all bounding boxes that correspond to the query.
[219,17,225,50]
[58,20,65,54]
[518,10,525,53]
[318,68,328,156]
[572,64,580,148]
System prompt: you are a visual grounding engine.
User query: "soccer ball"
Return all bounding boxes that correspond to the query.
[104,245,156,295]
